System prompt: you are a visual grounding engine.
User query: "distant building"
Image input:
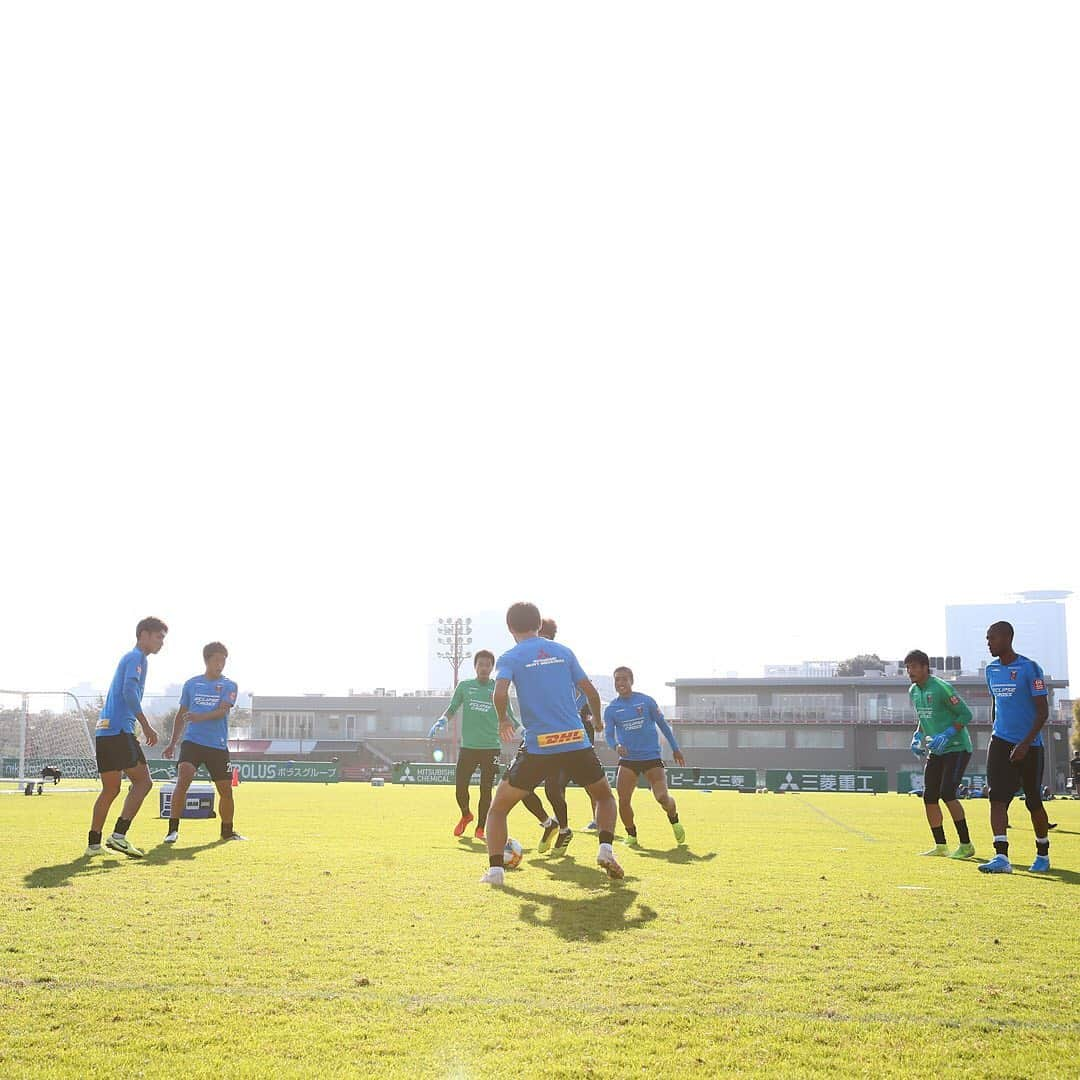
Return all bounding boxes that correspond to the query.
[946,590,1070,687]
[763,661,839,678]
[668,671,1073,791]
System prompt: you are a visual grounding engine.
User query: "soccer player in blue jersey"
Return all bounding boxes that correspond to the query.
[535,617,598,854]
[480,602,622,885]
[604,667,686,848]
[86,617,166,858]
[162,642,244,843]
[978,622,1052,874]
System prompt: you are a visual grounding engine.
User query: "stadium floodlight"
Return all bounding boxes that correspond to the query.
[436,617,473,689]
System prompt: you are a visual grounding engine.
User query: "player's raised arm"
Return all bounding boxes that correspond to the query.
[163,703,188,760]
[577,678,602,732]
[1012,663,1049,761]
[494,678,515,742]
[602,700,618,752]
[431,682,464,737]
[123,654,158,747]
[650,698,685,766]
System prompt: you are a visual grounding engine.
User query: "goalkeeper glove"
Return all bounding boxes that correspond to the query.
[927,727,958,754]
[428,717,447,739]
[910,731,926,758]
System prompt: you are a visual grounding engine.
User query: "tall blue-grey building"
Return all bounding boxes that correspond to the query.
[945,590,1070,690]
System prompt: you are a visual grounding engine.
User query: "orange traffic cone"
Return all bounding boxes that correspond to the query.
[231,766,240,787]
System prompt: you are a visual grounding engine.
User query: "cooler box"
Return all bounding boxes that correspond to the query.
[159,783,217,819]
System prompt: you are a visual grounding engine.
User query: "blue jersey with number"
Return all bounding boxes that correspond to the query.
[495,637,587,755]
[97,648,147,737]
[179,675,238,750]
[604,692,680,760]
[986,655,1047,746]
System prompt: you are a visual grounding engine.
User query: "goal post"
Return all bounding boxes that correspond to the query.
[0,689,99,792]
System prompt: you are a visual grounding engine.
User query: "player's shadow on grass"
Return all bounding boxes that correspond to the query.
[23,854,127,890]
[1024,866,1080,885]
[135,839,223,867]
[23,839,222,889]
[503,880,658,942]
[528,855,641,890]
[631,847,718,864]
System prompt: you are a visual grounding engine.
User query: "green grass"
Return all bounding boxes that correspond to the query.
[1,784,1078,1078]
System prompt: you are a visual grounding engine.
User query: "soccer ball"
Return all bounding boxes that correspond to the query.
[432,749,444,763]
[503,838,524,869]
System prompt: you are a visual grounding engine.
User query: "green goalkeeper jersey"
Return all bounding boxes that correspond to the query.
[446,678,516,750]
[909,676,973,755]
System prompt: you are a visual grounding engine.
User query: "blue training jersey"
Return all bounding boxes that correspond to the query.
[495,637,587,755]
[179,675,238,750]
[604,692,680,760]
[96,647,147,737]
[986,655,1047,746]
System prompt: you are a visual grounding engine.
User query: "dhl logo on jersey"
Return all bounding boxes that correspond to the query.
[537,729,585,748]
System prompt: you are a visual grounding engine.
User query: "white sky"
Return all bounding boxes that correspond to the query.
[2,3,1077,707]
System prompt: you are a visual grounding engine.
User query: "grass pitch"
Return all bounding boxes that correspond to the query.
[1,783,1078,1078]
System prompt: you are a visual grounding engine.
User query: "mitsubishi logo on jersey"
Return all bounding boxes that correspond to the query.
[536,648,550,660]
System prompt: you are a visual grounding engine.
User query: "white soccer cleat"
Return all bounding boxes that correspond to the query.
[84,844,103,856]
[597,844,625,880]
[479,866,505,886]
[163,832,179,844]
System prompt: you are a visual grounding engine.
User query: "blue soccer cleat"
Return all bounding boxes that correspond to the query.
[977,854,1012,874]
[1029,855,1050,873]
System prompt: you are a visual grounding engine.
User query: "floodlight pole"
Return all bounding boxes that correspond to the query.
[436,616,473,690]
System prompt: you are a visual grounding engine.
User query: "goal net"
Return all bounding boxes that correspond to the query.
[0,689,99,792]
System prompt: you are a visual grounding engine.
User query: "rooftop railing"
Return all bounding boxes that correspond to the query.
[667,704,999,725]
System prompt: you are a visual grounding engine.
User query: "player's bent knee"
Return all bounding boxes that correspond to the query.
[1024,794,1043,813]
[922,793,939,805]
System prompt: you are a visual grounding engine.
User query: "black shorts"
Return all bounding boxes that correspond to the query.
[179,741,231,782]
[95,732,146,774]
[923,750,971,803]
[618,758,665,777]
[456,748,501,786]
[986,735,1044,807]
[506,747,604,792]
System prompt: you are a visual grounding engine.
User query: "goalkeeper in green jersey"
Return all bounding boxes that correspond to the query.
[905,649,975,859]
[430,650,554,840]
